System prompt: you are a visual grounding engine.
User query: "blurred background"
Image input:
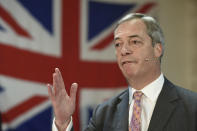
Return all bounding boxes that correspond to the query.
[0,0,196,131]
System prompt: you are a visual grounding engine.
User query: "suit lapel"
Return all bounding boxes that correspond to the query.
[110,89,129,131]
[148,78,179,131]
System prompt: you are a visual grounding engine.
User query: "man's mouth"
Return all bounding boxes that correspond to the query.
[121,60,137,66]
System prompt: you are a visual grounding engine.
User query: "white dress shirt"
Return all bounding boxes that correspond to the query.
[129,73,164,131]
[53,73,164,131]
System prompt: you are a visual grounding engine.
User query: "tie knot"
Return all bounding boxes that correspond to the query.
[133,91,143,101]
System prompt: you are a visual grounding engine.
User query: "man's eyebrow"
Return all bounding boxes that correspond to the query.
[114,37,120,41]
[128,35,142,39]
[114,35,143,41]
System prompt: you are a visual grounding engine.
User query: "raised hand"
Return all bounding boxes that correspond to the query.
[47,68,78,131]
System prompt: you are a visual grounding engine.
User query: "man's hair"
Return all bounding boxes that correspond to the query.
[114,13,165,59]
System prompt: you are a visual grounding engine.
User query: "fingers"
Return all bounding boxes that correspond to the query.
[47,84,54,100]
[55,68,64,85]
[53,68,67,95]
[53,73,57,90]
[49,68,78,101]
[53,68,62,89]
[70,83,78,102]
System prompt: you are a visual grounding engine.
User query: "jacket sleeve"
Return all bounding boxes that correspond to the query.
[84,105,99,131]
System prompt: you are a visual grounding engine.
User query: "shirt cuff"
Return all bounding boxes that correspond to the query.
[52,117,73,131]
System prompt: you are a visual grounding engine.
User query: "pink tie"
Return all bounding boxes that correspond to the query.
[129,91,143,131]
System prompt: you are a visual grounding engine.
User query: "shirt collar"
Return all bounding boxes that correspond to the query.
[129,73,164,104]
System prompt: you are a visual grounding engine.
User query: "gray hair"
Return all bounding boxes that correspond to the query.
[114,13,165,59]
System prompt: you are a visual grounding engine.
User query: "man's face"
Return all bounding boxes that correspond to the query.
[114,19,161,81]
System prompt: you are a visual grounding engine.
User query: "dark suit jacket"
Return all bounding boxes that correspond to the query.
[84,78,197,131]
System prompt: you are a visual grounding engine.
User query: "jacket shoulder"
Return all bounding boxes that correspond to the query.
[164,77,197,103]
[96,88,128,110]
[85,89,129,130]
[175,85,197,105]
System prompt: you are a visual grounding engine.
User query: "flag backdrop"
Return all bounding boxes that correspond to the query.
[0,0,157,130]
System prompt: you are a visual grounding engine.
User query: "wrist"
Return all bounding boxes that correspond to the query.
[55,118,71,131]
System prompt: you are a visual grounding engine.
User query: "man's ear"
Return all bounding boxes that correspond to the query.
[154,43,162,58]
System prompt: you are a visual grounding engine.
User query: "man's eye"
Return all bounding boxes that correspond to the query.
[130,40,142,45]
[115,43,120,47]
[133,40,138,44]
[132,40,139,44]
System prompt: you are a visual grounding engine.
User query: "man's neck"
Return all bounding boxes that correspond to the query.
[128,71,162,90]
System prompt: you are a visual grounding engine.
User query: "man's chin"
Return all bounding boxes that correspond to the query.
[122,70,136,79]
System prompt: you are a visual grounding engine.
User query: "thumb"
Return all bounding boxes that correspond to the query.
[70,83,78,102]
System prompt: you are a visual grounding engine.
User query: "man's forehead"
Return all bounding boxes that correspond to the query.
[114,19,146,34]
[115,18,145,30]
[114,34,144,41]
[114,30,132,38]
[114,20,147,40]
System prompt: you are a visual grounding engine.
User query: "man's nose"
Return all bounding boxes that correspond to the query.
[121,42,132,56]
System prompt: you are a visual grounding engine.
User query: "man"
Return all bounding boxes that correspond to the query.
[47,13,197,131]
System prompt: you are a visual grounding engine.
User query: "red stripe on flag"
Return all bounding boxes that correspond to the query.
[136,2,156,13]
[0,4,32,39]
[91,32,114,50]
[2,96,48,123]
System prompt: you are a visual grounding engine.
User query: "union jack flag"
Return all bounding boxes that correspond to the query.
[0,0,157,131]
